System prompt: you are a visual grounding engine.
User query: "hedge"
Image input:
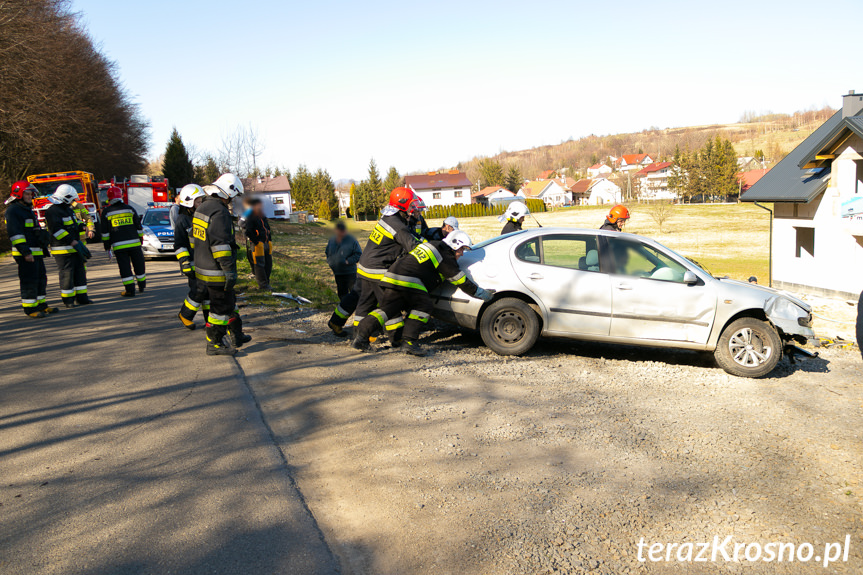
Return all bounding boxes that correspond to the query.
[425,198,546,220]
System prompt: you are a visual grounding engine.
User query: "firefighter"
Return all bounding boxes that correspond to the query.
[327,187,421,339]
[45,184,92,307]
[174,184,208,329]
[193,173,251,356]
[72,198,97,240]
[351,231,494,356]
[100,186,147,297]
[600,204,630,231]
[244,197,273,291]
[5,181,57,317]
[500,201,528,235]
[423,216,458,242]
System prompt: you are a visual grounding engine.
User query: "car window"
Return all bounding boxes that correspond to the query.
[607,237,688,282]
[515,238,540,263]
[143,210,170,226]
[541,234,600,271]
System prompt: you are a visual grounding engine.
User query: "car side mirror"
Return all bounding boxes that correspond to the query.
[683,271,698,285]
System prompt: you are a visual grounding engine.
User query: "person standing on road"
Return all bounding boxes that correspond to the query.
[325,221,362,299]
[174,184,208,329]
[423,216,458,242]
[5,181,57,318]
[193,174,251,356]
[244,197,273,291]
[351,231,494,356]
[500,201,528,235]
[100,186,147,297]
[600,204,630,231]
[45,184,92,308]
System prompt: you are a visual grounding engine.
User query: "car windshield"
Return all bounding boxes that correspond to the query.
[142,210,171,226]
[31,180,84,198]
[472,230,527,250]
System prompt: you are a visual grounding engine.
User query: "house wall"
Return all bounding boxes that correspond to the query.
[412,187,470,207]
[260,192,293,219]
[537,182,569,207]
[587,181,622,205]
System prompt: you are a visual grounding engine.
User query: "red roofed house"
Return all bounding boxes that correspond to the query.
[569,178,622,206]
[587,163,612,178]
[736,168,770,193]
[472,185,519,205]
[617,153,654,172]
[404,169,473,207]
[634,162,675,201]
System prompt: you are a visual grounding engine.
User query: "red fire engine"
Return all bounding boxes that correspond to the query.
[27,170,101,225]
[98,175,170,215]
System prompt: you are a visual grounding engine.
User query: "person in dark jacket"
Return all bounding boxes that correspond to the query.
[500,201,528,235]
[45,184,92,307]
[599,204,630,231]
[351,231,494,356]
[4,181,56,317]
[193,174,250,356]
[422,216,459,242]
[857,290,862,362]
[100,186,146,296]
[244,197,273,290]
[174,184,208,329]
[325,221,363,298]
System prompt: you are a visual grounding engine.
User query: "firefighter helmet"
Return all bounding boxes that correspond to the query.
[388,187,414,212]
[177,184,206,208]
[106,186,124,203]
[443,230,472,252]
[209,173,244,199]
[504,200,528,221]
[607,204,630,224]
[5,181,35,205]
[49,184,79,205]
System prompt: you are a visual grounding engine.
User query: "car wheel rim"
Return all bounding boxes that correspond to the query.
[493,310,526,345]
[728,327,772,368]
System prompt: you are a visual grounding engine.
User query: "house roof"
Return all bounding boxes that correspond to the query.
[634,161,672,176]
[620,153,650,165]
[520,180,553,198]
[538,169,555,179]
[404,172,472,190]
[741,111,842,203]
[737,168,770,191]
[588,163,610,171]
[570,178,594,194]
[473,185,509,198]
[241,175,291,193]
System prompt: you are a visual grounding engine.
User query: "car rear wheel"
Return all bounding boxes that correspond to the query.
[714,317,782,378]
[479,297,540,356]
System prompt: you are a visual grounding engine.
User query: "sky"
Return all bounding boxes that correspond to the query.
[73,0,858,180]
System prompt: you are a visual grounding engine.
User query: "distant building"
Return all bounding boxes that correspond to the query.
[587,163,613,178]
[741,91,863,297]
[737,156,765,172]
[240,176,293,219]
[570,178,622,206]
[472,185,519,205]
[736,168,770,194]
[635,161,675,201]
[520,179,570,207]
[617,153,654,172]
[404,170,472,207]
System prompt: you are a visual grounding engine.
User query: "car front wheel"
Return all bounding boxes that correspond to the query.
[479,297,540,356]
[714,317,782,378]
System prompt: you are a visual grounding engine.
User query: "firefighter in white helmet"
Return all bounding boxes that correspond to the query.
[45,184,92,307]
[174,184,209,329]
[192,174,250,355]
[351,230,494,356]
[499,201,528,235]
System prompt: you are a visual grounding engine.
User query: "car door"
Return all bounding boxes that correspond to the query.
[511,233,612,336]
[605,237,717,343]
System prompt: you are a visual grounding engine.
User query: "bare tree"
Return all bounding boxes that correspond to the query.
[218,124,266,178]
[648,201,674,234]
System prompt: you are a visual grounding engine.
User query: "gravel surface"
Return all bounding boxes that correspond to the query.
[238,303,863,575]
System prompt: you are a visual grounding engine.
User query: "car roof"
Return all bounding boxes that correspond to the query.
[493,227,661,247]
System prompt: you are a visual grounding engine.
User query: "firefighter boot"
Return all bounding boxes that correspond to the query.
[389,326,404,349]
[137,280,146,293]
[27,310,46,319]
[403,340,426,357]
[349,336,370,353]
[178,311,196,330]
[206,324,236,356]
[328,319,348,337]
[228,316,252,348]
[43,305,59,314]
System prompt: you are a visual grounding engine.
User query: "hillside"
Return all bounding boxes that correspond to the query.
[456,107,835,182]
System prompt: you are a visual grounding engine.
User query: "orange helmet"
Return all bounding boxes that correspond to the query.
[106,186,124,202]
[389,187,415,212]
[607,204,630,224]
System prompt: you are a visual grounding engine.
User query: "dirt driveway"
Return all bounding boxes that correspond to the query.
[235,305,863,575]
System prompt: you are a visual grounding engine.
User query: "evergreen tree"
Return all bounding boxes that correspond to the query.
[318,198,330,220]
[383,166,403,193]
[366,159,385,211]
[479,158,504,188]
[291,165,315,211]
[348,182,357,219]
[504,165,523,193]
[162,128,195,189]
[313,168,338,214]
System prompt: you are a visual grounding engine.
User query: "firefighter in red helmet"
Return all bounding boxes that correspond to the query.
[100,186,147,297]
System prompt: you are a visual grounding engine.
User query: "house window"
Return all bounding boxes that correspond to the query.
[433,192,441,200]
[273,197,284,204]
[794,227,814,257]
[454,190,463,198]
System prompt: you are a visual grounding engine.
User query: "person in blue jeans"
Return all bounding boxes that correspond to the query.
[325,221,362,299]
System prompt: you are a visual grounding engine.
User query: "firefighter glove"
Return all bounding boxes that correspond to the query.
[474,287,495,302]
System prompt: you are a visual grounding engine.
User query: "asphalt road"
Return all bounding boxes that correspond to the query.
[0,253,339,575]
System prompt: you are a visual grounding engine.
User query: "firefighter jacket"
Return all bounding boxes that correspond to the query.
[357,211,421,282]
[599,219,617,231]
[100,201,143,251]
[73,201,96,236]
[501,219,522,235]
[5,201,44,258]
[45,203,82,255]
[382,240,479,296]
[244,213,272,256]
[192,196,236,285]
[173,207,195,268]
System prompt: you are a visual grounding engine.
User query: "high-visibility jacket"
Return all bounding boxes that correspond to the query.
[357,212,420,282]
[45,203,82,255]
[382,240,479,296]
[173,207,195,268]
[192,196,236,285]
[100,201,143,251]
[501,219,522,235]
[5,200,44,257]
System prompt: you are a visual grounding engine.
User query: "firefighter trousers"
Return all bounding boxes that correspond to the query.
[53,253,88,304]
[14,255,48,314]
[180,275,210,323]
[354,287,432,343]
[201,281,245,350]
[330,275,362,328]
[114,247,146,294]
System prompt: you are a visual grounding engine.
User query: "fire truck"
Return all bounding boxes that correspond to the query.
[27,171,101,226]
[98,175,171,215]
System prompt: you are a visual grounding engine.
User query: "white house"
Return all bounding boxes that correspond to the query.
[742,91,863,298]
[472,185,519,205]
[404,170,473,207]
[635,161,676,201]
[617,153,653,172]
[521,179,570,207]
[570,178,622,206]
[587,163,612,178]
[240,176,293,219]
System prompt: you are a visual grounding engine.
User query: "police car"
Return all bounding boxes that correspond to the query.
[141,206,175,258]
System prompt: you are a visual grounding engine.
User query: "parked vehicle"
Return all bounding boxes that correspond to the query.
[432,228,815,378]
[98,175,170,215]
[28,170,101,226]
[141,207,175,258]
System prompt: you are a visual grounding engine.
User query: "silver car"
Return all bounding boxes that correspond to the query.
[432,228,814,378]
